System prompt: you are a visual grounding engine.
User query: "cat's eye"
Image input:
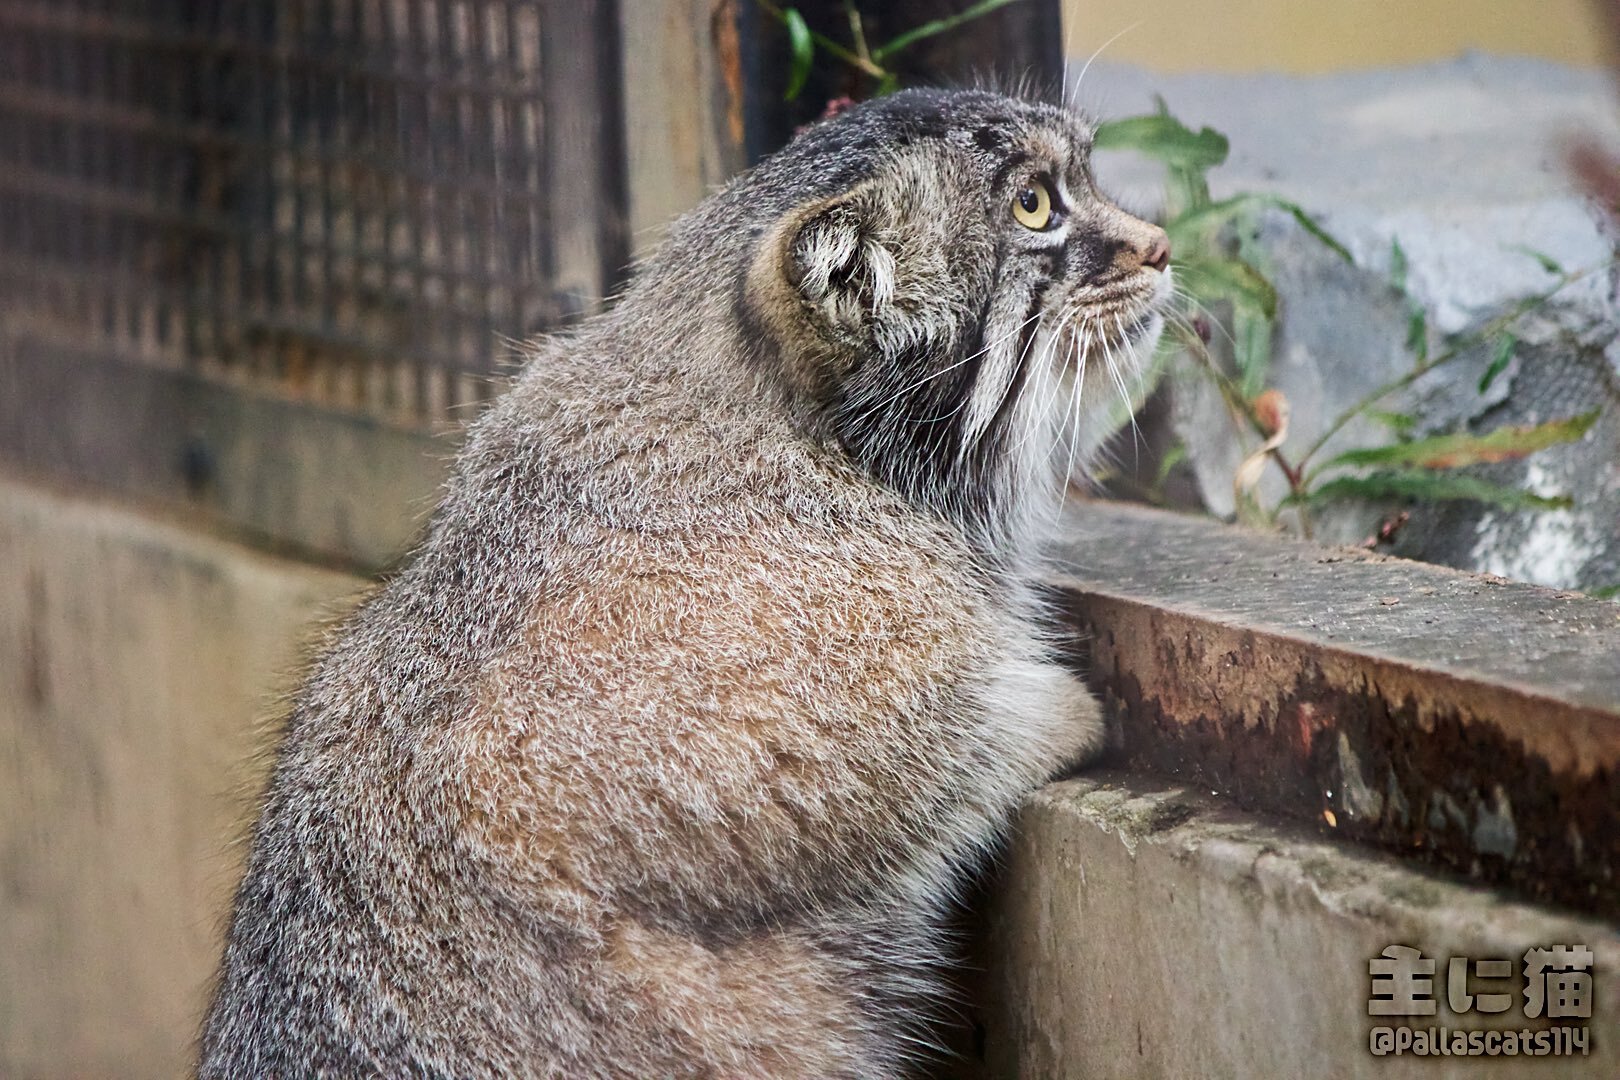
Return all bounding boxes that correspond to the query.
[1012,179,1053,230]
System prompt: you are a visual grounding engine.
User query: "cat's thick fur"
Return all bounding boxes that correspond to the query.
[200,88,1170,1077]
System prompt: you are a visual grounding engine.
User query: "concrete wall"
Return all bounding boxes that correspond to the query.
[1063,0,1607,73]
[0,472,363,1079]
[977,775,1618,1078]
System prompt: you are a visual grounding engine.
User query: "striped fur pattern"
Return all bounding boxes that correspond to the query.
[200,88,1170,1078]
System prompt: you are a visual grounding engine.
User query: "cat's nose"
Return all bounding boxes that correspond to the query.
[1143,229,1171,273]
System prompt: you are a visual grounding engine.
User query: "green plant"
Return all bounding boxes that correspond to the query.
[1098,106,1605,537]
[757,0,1025,100]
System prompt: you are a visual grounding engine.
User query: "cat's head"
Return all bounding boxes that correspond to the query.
[739,89,1172,552]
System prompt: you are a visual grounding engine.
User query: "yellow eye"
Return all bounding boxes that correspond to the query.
[1012,179,1053,230]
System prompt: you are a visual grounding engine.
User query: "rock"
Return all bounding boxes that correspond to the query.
[1075,56,1620,591]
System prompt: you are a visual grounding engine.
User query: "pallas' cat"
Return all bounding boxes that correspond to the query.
[201,88,1171,1078]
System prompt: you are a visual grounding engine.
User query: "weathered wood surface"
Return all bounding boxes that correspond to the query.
[1050,500,1620,917]
[618,0,755,257]
[0,325,449,573]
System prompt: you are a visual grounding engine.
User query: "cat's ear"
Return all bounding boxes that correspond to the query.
[785,192,895,335]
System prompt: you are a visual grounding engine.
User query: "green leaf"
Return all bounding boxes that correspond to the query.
[1173,254,1278,320]
[1479,334,1517,393]
[870,0,1025,61]
[1154,441,1189,488]
[1275,201,1353,264]
[1389,237,1408,294]
[783,8,813,101]
[1301,470,1575,512]
[1165,167,1210,217]
[1590,583,1620,600]
[1366,410,1417,438]
[1167,195,1351,267]
[1509,245,1564,275]
[1094,114,1230,172]
[1164,193,1261,252]
[1165,194,1352,272]
[1321,411,1600,472]
[1233,303,1274,398]
[1405,306,1428,363]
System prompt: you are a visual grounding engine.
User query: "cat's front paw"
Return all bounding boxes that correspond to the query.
[1047,668,1107,773]
[981,656,1107,778]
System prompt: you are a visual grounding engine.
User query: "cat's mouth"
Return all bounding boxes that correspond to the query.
[1057,269,1172,357]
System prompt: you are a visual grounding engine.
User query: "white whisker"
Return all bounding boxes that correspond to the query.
[845,311,1043,432]
[1072,21,1142,104]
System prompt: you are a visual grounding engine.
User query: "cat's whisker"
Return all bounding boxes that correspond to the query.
[1101,315,1140,447]
[1068,319,1093,470]
[1056,317,1094,522]
[1071,21,1141,105]
[1111,313,1147,474]
[964,306,1048,451]
[844,310,1044,433]
[1011,308,1071,461]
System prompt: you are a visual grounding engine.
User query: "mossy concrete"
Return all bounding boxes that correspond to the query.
[975,772,1619,1078]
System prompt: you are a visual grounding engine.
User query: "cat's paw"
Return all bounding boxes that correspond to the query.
[1047,669,1107,773]
[980,656,1106,777]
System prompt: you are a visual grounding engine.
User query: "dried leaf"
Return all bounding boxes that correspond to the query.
[1234,394,1290,497]
[1252,388,1289,438]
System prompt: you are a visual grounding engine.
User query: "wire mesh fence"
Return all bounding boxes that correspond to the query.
[0,0,621,427]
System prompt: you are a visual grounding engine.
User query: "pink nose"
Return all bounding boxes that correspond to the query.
[1144,231,1171,273]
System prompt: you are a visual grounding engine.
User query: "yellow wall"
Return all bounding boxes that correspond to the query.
[1064,0,1610,72]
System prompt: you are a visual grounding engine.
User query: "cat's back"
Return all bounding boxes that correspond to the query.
[435,335,1010,909]
[202,330,1005,1075]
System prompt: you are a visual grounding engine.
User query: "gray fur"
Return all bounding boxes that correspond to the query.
[199,88,1171,1078]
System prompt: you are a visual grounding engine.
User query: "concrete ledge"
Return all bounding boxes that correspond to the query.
[1049,501,1620,916]
[977,772,1618,1079]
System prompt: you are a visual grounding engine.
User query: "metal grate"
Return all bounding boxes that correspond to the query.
[0,0,622,426]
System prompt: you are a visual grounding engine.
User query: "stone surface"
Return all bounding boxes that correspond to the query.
[976,772,1620,1079]
[0,472,363,1079]
[1047,500,1620,915]
[1075,56,1620,591]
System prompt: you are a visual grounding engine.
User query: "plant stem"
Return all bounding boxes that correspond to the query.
[1298,262,1608,479]
[755,0,890,79]
[843,0,872,65]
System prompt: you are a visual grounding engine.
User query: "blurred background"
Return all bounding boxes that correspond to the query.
[0,1,1614,1076]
